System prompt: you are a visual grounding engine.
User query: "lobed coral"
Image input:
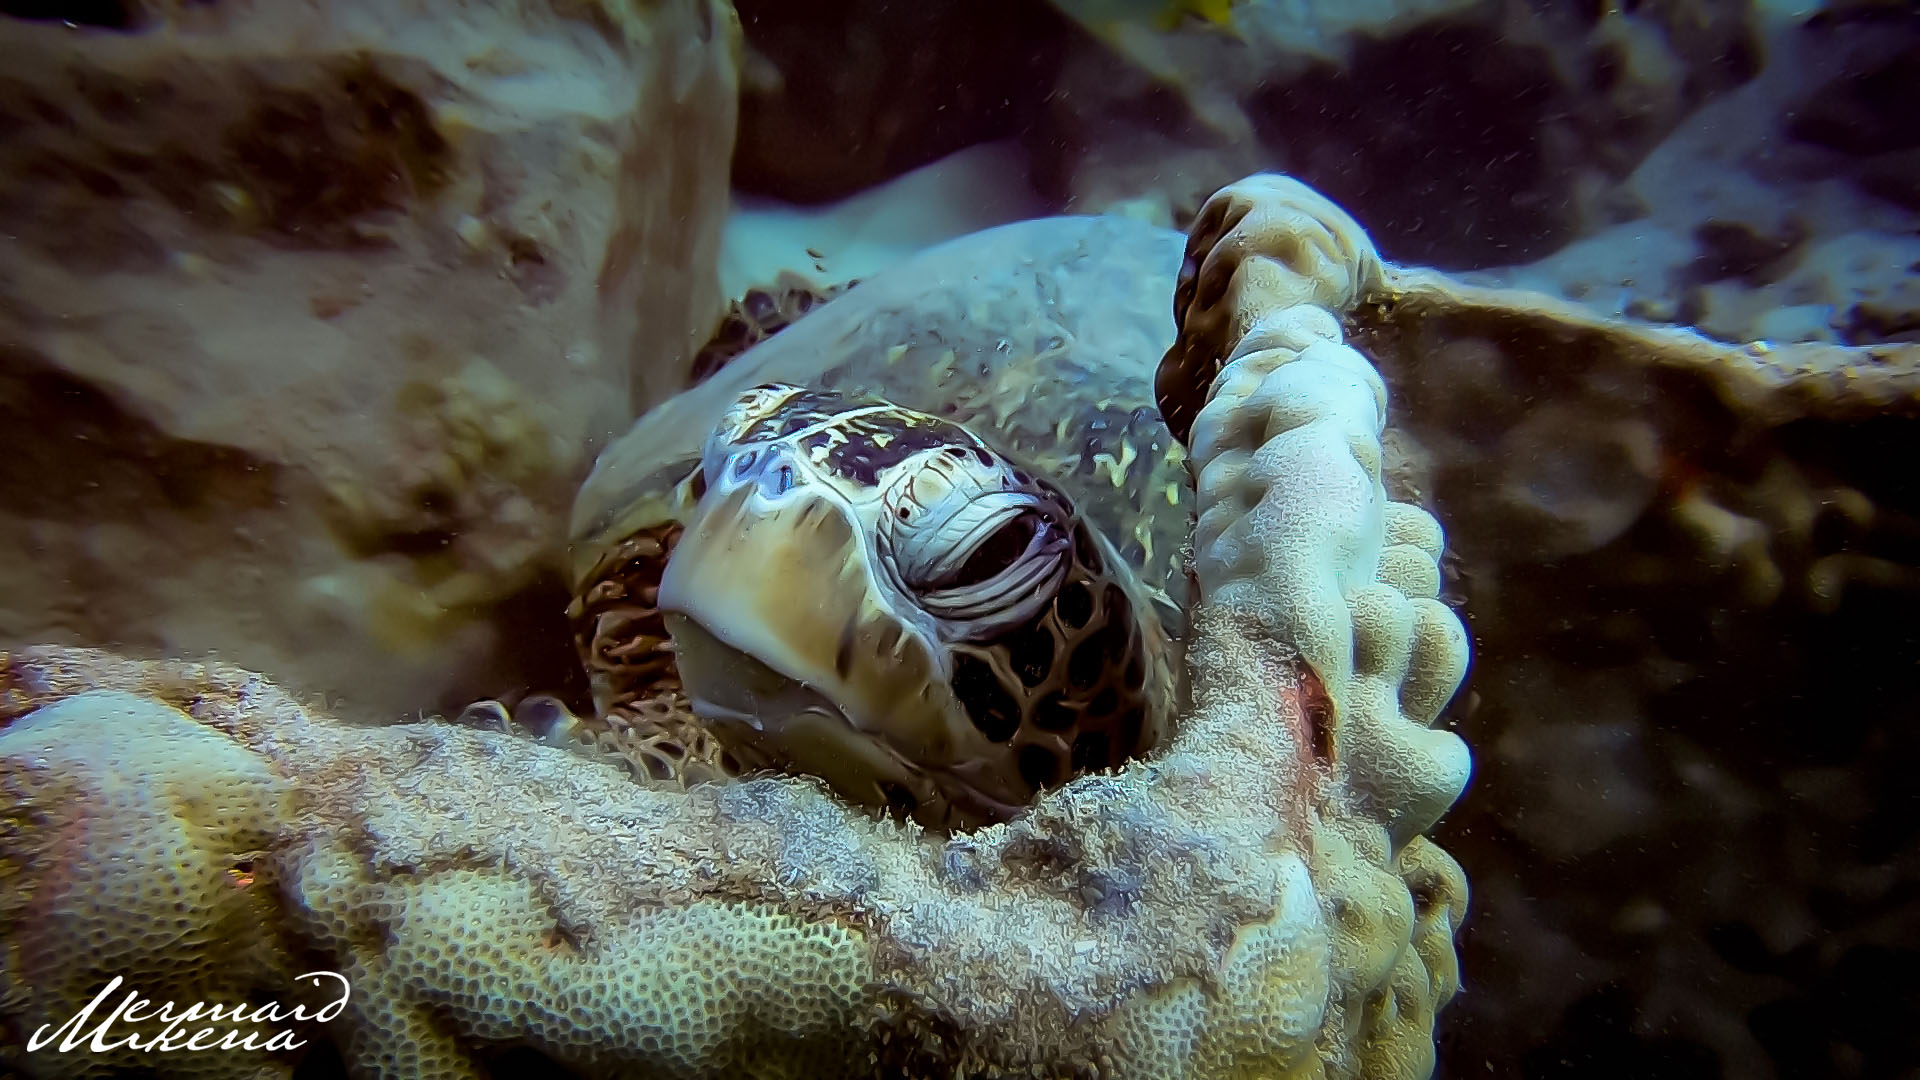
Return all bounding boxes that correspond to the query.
[0,174,1472,1079]
[0,692,303,1079]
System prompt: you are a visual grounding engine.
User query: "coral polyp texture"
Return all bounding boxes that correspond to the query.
[0,175,1471,1079]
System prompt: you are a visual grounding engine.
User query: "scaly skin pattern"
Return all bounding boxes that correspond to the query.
[0,175,1472,1080]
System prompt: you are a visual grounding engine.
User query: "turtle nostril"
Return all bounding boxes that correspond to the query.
[767,463,795,495]
[731,450,759,479]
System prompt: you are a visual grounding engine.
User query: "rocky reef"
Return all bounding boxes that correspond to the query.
[0,0,738,721]
[1332,241,1920,1080]
[729,0,1918,349]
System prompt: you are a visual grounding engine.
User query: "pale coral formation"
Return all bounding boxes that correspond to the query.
[1170,176,1469,848]
[0,691,304,1079]
[0,172,1472,1078]
[1165,176,1474,1077]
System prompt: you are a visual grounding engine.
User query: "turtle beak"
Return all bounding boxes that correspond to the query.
[656,472,958,778]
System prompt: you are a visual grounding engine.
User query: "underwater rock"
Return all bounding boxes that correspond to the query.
[1476,11,1920,348]
[721,0,1763,269]
[0,0,738,719]
[730,0,1069,203]
[1347,242,1920,1074]
[1035,0,1759,265]
[1785,40,1920,160]
[1359,264,1919,582]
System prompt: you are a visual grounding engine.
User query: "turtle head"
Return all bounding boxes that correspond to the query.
[658,383,1169,829]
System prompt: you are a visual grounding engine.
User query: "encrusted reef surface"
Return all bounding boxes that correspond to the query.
[1350,244,1920,1074]
[0,0,738,720]
[0,176,1474,1079]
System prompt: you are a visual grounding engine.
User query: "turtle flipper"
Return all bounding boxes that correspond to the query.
[565,518,745,787]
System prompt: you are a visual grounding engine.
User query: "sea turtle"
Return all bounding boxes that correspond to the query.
[565,214,1196,831]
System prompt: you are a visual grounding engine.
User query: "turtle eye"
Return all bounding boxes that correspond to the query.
[879,444,1074,633]
[897,504,1069,634]
[941,513,1040,590]
[891,495,1053,594]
